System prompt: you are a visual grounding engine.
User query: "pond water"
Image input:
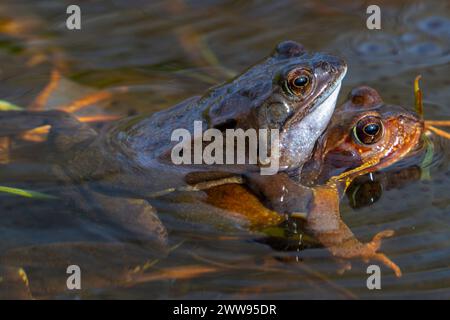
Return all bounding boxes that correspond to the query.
[0,0,449,299]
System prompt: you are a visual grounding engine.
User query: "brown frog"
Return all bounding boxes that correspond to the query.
[205,86,424,276]
[0,41,347,246]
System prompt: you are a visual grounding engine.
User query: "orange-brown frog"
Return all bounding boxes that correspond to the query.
[206,86,424,277]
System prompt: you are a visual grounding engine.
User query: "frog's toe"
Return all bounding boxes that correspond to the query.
[363,230,401,277]
[367,229,395,252]
[336,260,352,275]
[372,253,402,278]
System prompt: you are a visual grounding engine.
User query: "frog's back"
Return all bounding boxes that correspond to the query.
[101,96,203,166]
[62,96,209,196]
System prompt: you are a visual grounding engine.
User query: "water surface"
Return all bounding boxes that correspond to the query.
[0,0,449,299]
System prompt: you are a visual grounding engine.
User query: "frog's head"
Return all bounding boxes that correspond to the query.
[302,86,424,183]
[206,40,347,170]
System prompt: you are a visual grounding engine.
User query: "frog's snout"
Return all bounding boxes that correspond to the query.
[396,113,425,151]
[400,113,425,133]
[321,55,347,78]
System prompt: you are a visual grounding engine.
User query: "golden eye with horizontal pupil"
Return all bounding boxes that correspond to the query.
[353,116,384,145]
[293,75,309,87]
[286,68,313,96]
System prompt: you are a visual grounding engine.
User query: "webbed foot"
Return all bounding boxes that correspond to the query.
[331,230,401,277]
[363,230,402,277]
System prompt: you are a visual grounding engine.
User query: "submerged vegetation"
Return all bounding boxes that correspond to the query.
[0,0,450,299]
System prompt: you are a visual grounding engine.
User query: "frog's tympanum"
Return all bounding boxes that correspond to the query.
[0,41,347,247]
[206,86,424,277]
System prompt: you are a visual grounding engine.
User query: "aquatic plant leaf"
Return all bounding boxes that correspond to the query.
[130,241,185,274]
[420,134,434,180]
[0,185,57,199]
[0,100,23,111]
[414,75,423,117]
[129,265,219,284]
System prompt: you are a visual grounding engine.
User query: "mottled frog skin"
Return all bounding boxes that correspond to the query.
[0,41,347,246]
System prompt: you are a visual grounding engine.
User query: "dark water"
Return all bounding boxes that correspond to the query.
[0,0,450,299]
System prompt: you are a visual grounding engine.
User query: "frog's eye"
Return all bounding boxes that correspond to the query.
[353,116,384,145]
[285,68,313,96]
[293,75,309,87]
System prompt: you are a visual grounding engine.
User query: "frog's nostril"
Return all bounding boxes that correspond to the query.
[321,61,331,72]
[400,113,422,125]
[331,57,347,71]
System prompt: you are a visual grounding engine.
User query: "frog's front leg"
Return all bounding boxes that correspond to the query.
[183,171,312,217]
[307,184,402,277]
[243,172,313,217]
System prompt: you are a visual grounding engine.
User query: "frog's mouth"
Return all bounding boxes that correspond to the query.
[279,68,346,170]
[307,67,347,118]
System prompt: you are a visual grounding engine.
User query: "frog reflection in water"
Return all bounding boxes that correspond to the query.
[206,86,424,277]
[0,86,422,298]
[0,41,347,247]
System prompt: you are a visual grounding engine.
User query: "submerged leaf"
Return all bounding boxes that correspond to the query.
[0,100,23,111]
[129,265,218,284]
[414,75,423,118]
[0,185,57,199]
